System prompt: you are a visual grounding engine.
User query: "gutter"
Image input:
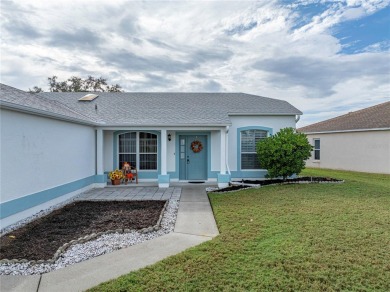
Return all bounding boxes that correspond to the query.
[1,103,230,128]
[99,123,232,128]
[302,128,390,134]
[228,112,302,116]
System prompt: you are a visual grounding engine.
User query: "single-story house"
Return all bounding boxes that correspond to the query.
[0,83,302,227]
[298,101,390,174]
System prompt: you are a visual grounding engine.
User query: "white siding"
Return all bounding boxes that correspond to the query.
[0,109,96,203]
[305,130,390,174]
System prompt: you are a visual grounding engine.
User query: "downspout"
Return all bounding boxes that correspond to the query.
[225,126,231,176]
[295,115,301,123]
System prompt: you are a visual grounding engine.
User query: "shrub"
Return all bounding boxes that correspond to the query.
[256,127,312,180]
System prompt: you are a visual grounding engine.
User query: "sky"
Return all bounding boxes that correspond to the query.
[1,0,389,126]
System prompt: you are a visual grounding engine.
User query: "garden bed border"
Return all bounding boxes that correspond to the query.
[0,200,168,265]
[208,176,344,194]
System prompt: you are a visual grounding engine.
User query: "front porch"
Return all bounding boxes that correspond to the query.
[97,127,231,189]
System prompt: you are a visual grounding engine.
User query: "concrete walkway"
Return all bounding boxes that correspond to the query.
[1,185,219,292]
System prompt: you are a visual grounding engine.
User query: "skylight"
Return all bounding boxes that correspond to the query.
[78,94,98,101]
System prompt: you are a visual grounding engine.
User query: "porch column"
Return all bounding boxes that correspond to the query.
[220,128,226,174]
[96,128,106,186]
[218,127,230,188]
[158,129,170,188]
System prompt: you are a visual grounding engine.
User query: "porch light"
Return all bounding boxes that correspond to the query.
[168,133,172,141]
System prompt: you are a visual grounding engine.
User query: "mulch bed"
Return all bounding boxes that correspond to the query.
[210,185,251,193]
[241,176,342,185]
[0,200,165,261]
[211,177,343,193]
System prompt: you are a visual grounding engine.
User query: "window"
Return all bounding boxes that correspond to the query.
[118,132,157,170]
[241,129,267,169]
[314,139,320,160]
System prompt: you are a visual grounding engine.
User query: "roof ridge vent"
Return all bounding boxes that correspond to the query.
[78,93,98,101]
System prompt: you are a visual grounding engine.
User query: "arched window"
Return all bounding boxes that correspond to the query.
[118,132,157,170]
[240,129,267,169]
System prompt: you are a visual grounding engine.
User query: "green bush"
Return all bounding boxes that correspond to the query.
[256,127,312,180]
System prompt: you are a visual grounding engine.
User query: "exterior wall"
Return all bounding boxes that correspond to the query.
[103,115,297,182]
[103,131,113,172]
[0,109,97,226]
[228,115,297,178]
[305,130,390,174]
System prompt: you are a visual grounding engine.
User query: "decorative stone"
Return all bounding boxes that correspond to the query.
[0,198,181,276]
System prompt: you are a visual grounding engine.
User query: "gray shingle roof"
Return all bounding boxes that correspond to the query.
[1,83,302,126]
[0,84,97,124]
[39,92,302,126]
[298,101,390,133]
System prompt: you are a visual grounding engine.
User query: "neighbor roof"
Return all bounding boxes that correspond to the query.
[0,83,302,126]
[298,101,390,133]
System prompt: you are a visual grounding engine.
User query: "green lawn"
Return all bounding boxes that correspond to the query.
[90,169,390,291]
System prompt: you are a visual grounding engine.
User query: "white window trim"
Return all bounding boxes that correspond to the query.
[118,132,158,171]
[240,129,268,170]
[313,138,320,161]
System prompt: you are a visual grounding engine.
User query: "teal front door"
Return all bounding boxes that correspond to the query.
[179,135,207,180]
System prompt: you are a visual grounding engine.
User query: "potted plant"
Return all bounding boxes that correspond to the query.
[108,169,124,185]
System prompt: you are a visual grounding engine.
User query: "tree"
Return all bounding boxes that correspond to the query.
[256,127,313,180]
[29,76,122,93]
[28,86,43,93]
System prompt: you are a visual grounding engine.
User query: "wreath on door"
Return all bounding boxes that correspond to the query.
[191,140,203,153]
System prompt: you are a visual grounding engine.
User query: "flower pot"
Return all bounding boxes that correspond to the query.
[111,179,121,185]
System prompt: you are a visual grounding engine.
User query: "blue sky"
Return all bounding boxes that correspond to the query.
[334,6,390,53]
[1,0,389,126]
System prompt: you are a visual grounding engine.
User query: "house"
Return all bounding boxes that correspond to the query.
[298,101,390,174]
[0,83,302,227]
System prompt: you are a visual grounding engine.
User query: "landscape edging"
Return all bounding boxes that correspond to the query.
[0,199,169,265]
[208,177,345,194]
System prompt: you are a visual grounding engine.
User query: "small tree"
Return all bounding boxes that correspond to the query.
[256,127,312,180]
[29,75,123,93]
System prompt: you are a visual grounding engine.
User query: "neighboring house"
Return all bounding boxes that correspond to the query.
[0,83,302,227]
[298,101,390,174]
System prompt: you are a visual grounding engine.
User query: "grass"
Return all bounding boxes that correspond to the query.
[90,168,390,291]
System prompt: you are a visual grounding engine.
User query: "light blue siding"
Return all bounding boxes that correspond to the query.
[0,175,100,219]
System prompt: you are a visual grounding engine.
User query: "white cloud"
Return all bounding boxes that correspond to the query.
[0,0,389,126]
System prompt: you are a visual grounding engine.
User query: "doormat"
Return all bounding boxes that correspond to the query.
[188,181,205,184]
